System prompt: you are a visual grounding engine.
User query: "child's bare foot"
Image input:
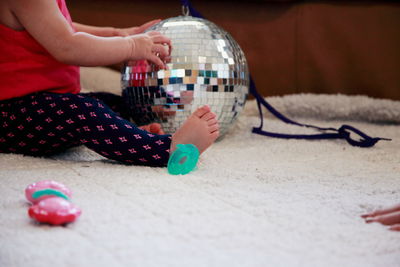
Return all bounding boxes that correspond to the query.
[139,123,165,135]
[170,105,219,154]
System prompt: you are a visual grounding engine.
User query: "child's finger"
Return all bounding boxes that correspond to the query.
[152,44,169,59]
[362,203,400,218]
[149,55,166,70]
[151,35,171,47]
[138,19,161,32]
[365,211,400,225]
[389,224,400,231]
[146,31,169,42]
[146,31,162,36]
[164,56,172,64]
[146,32,172,55]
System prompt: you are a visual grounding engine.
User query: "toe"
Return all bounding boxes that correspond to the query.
[209,124,219,133]
[193,105,211,118]
[211,130,220,140]
[149,123,164,134]
[207,119,218,126]
[202,112,217,121]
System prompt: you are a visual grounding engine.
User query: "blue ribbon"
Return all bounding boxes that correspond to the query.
[180,0,391,147]
[180,0,203,18]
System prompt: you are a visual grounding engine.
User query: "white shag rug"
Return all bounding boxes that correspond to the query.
[1,67,400,267]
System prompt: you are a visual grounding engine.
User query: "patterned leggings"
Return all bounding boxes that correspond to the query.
[0,92,172,167]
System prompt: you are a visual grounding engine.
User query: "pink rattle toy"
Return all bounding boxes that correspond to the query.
[25,180,81,225]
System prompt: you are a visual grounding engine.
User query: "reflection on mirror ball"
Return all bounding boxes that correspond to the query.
[122,16,249,137]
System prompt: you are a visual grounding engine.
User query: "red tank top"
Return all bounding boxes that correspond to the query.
[0,0,80,101]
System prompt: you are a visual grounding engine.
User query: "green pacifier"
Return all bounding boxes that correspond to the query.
[167,144,200,175]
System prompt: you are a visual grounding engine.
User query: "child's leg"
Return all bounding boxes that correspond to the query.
[0,93,171,166]
[79,92,130,119]
[1,94,80,155]
[81,92,164,134]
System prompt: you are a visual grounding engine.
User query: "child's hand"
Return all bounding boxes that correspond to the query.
[127,31,171,69]
[362,203,400,231]
[114,19,161,36]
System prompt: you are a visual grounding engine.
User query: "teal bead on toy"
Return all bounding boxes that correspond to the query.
[167,144,199,175]
[32,188,70,201]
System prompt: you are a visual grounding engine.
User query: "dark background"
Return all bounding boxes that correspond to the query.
[68,0,400,100]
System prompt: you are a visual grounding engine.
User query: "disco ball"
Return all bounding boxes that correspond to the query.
[122,15,249,137]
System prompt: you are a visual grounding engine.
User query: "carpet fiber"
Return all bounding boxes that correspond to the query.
[1,67,399,267]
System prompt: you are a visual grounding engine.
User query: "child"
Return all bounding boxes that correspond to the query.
[0,0,219,167]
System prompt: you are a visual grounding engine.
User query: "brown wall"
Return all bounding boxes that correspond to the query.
[67,0,400,100]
